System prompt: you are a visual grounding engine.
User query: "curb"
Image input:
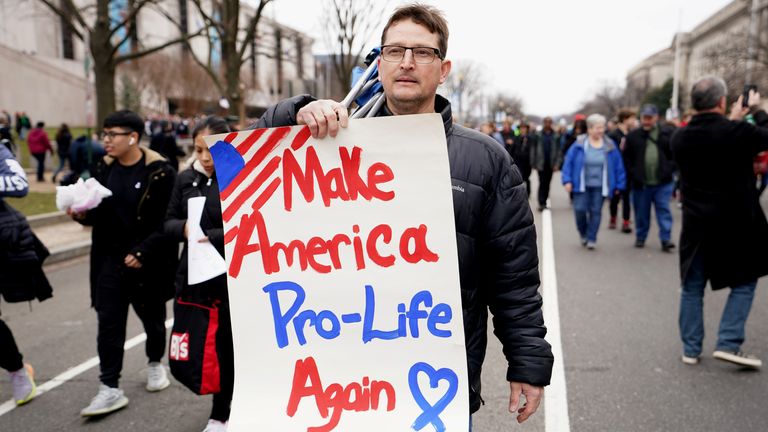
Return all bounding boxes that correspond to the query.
[28,211,69,229]
[46,240,91,265]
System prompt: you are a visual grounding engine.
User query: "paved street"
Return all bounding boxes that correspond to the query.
[2,173,767,431]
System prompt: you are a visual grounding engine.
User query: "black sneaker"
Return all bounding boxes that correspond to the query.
[634,239,645,248]
[661,241,676,252]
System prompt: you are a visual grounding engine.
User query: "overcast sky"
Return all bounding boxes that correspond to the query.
[267,0,734,116]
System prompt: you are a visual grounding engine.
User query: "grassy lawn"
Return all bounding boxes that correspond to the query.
[14,126,90,168]
[5,192,58,216]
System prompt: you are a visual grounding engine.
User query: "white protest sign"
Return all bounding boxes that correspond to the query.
[206,114,468,431]
[186,196,227,285]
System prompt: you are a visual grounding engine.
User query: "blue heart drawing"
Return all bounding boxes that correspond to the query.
[408,362,459,432]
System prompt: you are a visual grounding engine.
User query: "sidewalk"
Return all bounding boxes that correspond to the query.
[32,215,91,265]
[19,169,91,265]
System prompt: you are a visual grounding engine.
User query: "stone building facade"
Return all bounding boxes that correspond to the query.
[0,0,317,125]
[626,0,768,110]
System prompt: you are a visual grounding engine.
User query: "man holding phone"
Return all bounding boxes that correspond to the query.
[671,76,768,368]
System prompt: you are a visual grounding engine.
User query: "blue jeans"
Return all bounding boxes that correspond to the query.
[53,153,69,182]
[632,181,674,242]
[572,186,604,242]
[32,152,46,182]
[679,252,758,357]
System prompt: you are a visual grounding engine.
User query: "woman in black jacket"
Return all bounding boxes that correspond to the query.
[164,117,232,432]
[53,123,72,183]
[511,122,534,197]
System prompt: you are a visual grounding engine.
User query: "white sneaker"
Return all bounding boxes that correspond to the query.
[203,419,228,432]
[146,362,170,392]
[9,364,36,405]
[681,355,700,365]
[80,384,129,417]
[713,350,762,369]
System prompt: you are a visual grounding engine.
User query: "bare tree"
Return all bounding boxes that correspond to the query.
[489,92,525,120]
[159,0,273,121]
[701,29,768,104]
[438,60,489,123]
[575,82,627,119]
[321,0,389,99]
[121,51,219,115]
[37,0,201,127]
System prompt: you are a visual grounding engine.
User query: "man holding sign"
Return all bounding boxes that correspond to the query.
[248,3,553,427]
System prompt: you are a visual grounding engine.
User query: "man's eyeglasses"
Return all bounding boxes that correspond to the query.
[100,131,132,140]
[381,45,443,64]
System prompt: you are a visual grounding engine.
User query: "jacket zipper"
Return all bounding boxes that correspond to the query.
[137,166,165,215]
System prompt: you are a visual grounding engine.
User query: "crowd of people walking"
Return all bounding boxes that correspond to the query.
[2,2,768,425]
[483,76,768,369]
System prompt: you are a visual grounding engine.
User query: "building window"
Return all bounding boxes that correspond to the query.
[275,27,283,95]
[61,20,74,59]
[251,34,258,88]
[60,3,74,59]
[179,0,189,54]
[295,36,303,79]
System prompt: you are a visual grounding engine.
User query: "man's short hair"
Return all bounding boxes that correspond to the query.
[691,76,727,111]
[616,109,636,123]
[103,110,144,139]
[35,121,45,128]
[381,3,449,58]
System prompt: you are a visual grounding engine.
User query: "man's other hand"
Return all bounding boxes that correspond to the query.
[564,183,573,193]
[296,100,349,139]
[509,381,543,423]
[730,96,749,121]
[124,254,143,269]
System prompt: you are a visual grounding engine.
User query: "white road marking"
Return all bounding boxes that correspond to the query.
[542,208,571,432]
[0,318,174,417]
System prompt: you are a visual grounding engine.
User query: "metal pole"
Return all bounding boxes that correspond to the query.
[746,0,760,84]
[671,9,682,111]
[672,34,681,110]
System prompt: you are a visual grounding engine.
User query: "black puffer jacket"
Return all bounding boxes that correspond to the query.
[164,162,227,301]
[252,94,553,413]
[0,145,52,304]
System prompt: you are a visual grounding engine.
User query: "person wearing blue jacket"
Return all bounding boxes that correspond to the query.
[562,113,627,249]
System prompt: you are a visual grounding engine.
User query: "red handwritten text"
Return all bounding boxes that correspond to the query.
[228,210,439,277]
[282,146,395,211]
[286,356,396,432]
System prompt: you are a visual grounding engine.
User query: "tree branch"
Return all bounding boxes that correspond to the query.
[107,0,155,40]
[190,0,224,36]
[114,27,204,64]
[237,0,272,61]
[36,0,87,40]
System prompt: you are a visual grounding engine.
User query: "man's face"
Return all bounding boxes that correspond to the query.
[641,114,657,130]
[543,118,553,130]
[102,127,136,159]
[624,117,638,130]
[378,19,451,115]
